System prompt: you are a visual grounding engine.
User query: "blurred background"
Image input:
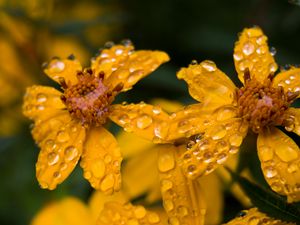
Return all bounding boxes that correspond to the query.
[1,0,300,224]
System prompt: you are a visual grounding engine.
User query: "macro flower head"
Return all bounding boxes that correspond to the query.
[109,27,300,202]
[23,41,169,192]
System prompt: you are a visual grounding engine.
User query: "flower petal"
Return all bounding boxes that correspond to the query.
[224,208,295,225]
[110,103,221,143]
[109,102,170,143]
[257,127,300,203]
[97,202,165,225]
[30,197,93,225]
[80,127,122,194]
[44,58,82,84]
[158,145,206,225]
[180,117,248,179]
[234,27,278,84]
[283,107,300,136]
[36,119,86,190]
[123,146,161,204]
[273,67,300,96]
[103,49,169,92]
[23,85,65,122]
[177,60,236,108]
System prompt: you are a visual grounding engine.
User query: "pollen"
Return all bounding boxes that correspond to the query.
[61,69,121,127]
[236,69,296,133]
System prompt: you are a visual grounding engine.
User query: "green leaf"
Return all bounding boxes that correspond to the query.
[227,168,300,223]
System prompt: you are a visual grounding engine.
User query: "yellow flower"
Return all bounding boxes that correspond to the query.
[23,42,169,192]
[109,27,300,203]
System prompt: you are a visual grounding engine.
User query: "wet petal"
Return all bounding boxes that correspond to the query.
[104,49,169,92]
[224,208,295,225]
[158,145,206,225]
[234,27,278,84]
[80,127,122,194]
[273,67,300,96]
[44,58,82,84]
[283,107,300,136]
[177,60,236,108]
[97,202,165,225]
[257,127,300,202]
[88,191,128,222]
[30,197,93,225]
[123,146,161,204]
[180,117,248,179]
[109,102,170,143]
[36,120,86,190]
[23,85,65,122]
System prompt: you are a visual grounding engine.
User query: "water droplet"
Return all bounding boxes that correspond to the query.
[269,63,277,72]
[60,163,67,171]
[104,155,112,163]
[187,164,197,174]
[168,217,179,225]
[270,46,277,56]
[36,93,47,103]
[91,159,106,178]
[57,131,70,142]
[134,206,146,219]
[229,134,243,147]
[53,171,61,179]
[264,166,278,178]
[47,152,59,165]
[136,114,153,129]
[271,182,282,192]
[84,171,92,179]
[256,46,267,54]
[49,61,65,73]
[191,59,198,65]
[287,163,298,173]
[248,216,260,225]
[164,200,174,211]
[233,52,243,61]
[64,146,78,161]
[161,179,173,192]
[258,146,273,162]
[203,152,213,163]
[242,42,255,55]
[115,48,123,55]
[177,206,188,217]
[100,174,114,191]
[215,106,236,121]
[256,35,266,45]
[201,60,216,72]
[229,146,239,154]
[147,212,160,224]
[210,125,226,140]
[118,114,129,125]
[275,146,298,162]
[158,152,175,172]
[216,153,228,164]
[152,106,161,115]
[44,139,56,152]
[186,141,195,149]
[37,105,45,110]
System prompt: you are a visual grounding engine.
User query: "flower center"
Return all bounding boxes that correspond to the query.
[61,69,121,127]
[236,69,296,133]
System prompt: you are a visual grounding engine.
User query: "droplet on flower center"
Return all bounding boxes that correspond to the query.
[236,69,297,133]
[61,69,122,127]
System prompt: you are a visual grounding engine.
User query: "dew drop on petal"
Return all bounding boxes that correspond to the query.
[147,212,160,224]
[36,93,47,103]
[100,174,114,191]
[136,114,153,129]
[91,159,106,178]
[164,200,174,212]
[201,60,216,72]
[158,153,175,172]
[64,146,78,161]
[57,131,70,143]
[47,152,59,165]
[45,139,56,152]
[49,61,65,73]
[229,134,243,147]
[242,42,255,55]
[216,153,228,164]
[258,146,273,162]
[168,217,180,225]
[264,166,278,178]
[177,206,189,217]
[275,146,298,162]
[134,206,146,219]
[161,179,173,192]
[210,125,226,140]
[270,46,277,56]
[233,52,243,61]
[287,163,298,173]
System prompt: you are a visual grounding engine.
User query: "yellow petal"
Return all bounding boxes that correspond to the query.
[109,102,170,143]
[88,191,128,223]
[122,146,161,204]
[180,117,248,180]
[223,208,295,225]
[158,145,206,225]
[97,202,165,225]
[177,60,236,109]
[257,127,300,203]
[36,120,86,190]
[80,127,122,194]
[44,58,82,85]
[273,67,300,97]
[23,85,65,122]
[198,173,223,225]
[103,48,169,92]
[284,107,300,136]
[234,27,278,84]
[30,197,93,225]
[116,131,154,159]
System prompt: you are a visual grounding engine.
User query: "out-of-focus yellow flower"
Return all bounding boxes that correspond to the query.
[23,42,169,192]
[110,27,300,203]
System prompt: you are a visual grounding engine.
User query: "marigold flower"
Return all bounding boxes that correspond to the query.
[23,42,169,192]
[110,27,300,202]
